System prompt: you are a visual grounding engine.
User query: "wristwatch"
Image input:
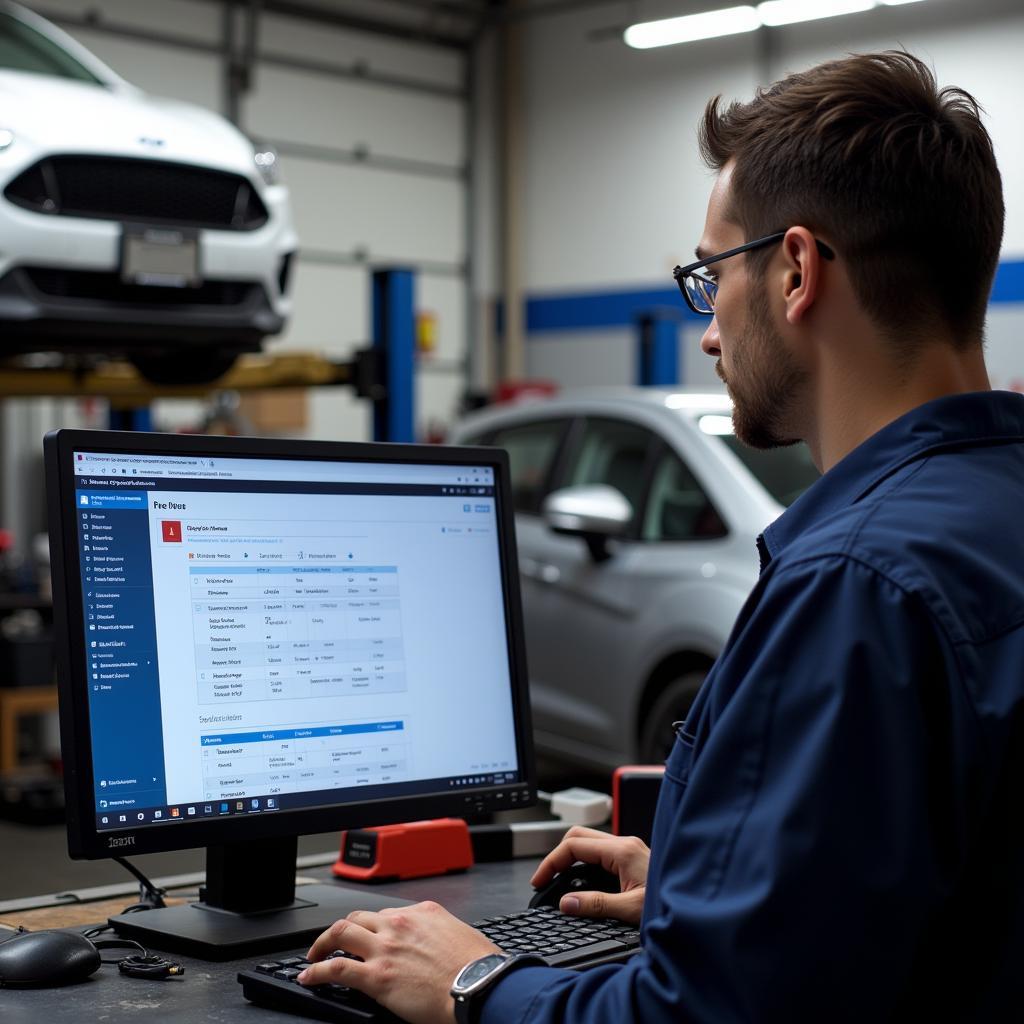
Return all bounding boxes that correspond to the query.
[451,952,545,1024]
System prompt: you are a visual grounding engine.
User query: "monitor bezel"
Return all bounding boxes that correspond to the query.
[45,428,537,860]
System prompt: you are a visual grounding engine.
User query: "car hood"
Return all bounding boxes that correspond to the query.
[0,71,257,175]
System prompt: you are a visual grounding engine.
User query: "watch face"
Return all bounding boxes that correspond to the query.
[457,954,507,989]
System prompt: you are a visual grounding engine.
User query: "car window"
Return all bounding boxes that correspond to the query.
[0,13,102,84]
[716,434,820,507]
[643,449,727,542]
[488,419,568,514]
[564,418,654,519]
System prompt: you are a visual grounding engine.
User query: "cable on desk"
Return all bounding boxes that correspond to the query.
[88,936,185,979]
[112,856,167,912]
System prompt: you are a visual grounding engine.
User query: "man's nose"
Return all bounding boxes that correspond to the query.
[700,317,720,358]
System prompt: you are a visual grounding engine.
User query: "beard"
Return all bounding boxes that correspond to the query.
[718,282,806,449]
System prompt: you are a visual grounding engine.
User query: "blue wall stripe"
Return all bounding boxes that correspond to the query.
[990,259,1024,304]
[523,258,1024,335]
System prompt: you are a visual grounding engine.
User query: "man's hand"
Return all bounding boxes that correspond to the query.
[298,902,499,1024]
[531,826,650,926]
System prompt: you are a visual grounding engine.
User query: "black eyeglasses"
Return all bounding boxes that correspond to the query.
[672,231,836,316]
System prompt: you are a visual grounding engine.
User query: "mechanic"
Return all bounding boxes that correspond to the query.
[297,50,1024,1022]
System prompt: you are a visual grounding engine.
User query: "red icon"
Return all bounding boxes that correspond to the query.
[161,520,182,543]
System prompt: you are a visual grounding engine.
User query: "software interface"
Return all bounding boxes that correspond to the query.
[70,451,521,832]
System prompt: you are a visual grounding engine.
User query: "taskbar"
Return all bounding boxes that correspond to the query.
[94,769,524,832]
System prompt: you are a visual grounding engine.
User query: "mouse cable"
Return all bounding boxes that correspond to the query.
[90,937,185,979]
[112,856,167,911]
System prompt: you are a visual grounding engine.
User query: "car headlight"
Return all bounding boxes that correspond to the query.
[0,129,14,152]
[253,144,280,186]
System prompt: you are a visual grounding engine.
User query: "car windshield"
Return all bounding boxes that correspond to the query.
[0,12,102,84]
[717,433,820,507]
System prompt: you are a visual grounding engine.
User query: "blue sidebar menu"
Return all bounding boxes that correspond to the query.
[77,491,167,818]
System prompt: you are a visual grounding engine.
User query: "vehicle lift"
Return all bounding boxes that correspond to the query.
[635,307,684,388]
[0,268,417,443]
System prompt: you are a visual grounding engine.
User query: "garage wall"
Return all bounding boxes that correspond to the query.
[515,0,1024,392]
[242,11,469,442]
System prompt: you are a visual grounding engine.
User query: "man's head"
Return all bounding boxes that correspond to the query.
[692,51,1004,450]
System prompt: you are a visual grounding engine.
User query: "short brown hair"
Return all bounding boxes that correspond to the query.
[699,51,1004,346]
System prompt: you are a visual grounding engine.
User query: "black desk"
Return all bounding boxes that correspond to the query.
[3,859,541,1024]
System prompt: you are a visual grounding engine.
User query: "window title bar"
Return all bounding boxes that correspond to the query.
[73,452,494,487]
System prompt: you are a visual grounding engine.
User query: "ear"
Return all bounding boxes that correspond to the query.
[779,227,822,325]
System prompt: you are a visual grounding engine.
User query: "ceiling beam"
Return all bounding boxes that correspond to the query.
[206,0,473,49]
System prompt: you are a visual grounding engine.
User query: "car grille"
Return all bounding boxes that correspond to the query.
[4,156,268,230]
[23,267,260,307]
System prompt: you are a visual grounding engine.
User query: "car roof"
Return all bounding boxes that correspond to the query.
[452,387,732,438]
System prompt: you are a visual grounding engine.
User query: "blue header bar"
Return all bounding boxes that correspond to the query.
[189,565,397,575]
[201,720,404,746]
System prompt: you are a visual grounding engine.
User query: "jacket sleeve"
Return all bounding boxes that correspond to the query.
[481,554,967,1024]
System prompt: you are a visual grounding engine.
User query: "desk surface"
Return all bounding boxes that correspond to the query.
[2,859,543,1023]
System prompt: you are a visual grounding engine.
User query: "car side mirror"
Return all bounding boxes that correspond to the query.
[542,485,633,562]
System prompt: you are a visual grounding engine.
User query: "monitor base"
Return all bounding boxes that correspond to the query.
[109,883,415,961]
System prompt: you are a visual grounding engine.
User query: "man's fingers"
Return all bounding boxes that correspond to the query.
[345,910,383,931]
[306,916,376,963]
[298,955,371,989]
[531,835,628,888]
[559,886,645,926]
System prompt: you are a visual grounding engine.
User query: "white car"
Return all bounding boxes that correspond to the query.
[0,1,297,383]
[450,389,820,769]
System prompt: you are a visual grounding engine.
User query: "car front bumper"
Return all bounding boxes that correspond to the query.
[0,167,296,356]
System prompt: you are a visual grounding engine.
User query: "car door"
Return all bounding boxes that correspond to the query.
[467,417,576,725]
[523,419,731,764]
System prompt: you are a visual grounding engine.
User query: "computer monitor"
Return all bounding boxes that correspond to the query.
[44,429,536,959]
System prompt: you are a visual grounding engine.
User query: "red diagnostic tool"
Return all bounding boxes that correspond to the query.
[332,818,475,882]
[612,765,665,846]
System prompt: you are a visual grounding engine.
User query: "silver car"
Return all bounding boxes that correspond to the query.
[450,388,819,769]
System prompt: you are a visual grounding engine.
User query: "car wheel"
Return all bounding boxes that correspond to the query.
[130,350,239,386]
[638,670,707,764]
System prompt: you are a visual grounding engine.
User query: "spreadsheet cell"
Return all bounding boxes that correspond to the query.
[200,734,410,799]
[191,566,407,705]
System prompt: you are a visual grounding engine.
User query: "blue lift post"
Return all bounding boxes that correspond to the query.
[635,309,682,387]
[371,267,416,443]
[95,267,417,436]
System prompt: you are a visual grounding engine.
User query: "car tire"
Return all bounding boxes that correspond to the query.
[130,350,239,386]
[638,670,707,764]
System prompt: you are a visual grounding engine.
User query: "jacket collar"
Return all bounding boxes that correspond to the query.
[758,390,1024,569]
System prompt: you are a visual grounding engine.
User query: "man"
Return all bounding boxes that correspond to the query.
[297,51,1024,1022]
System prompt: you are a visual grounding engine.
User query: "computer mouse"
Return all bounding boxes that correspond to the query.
[0,929,101,987]
[529,862,621,910]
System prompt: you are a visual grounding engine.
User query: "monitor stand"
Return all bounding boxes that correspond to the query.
[109,835,414,961]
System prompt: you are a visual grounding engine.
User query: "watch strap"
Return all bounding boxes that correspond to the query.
[452,952,546,1024]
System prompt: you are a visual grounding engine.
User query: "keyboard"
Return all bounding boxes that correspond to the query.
[238,907,642,1021]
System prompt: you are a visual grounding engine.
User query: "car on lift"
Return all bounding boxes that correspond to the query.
[450,388,820,769]
[0,1,297,384]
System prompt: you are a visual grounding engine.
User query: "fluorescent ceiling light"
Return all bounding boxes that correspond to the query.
[624,0,928,49]
[624,5,760,49]
[758,0,874,27]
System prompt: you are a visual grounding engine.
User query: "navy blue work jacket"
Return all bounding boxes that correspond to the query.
[484,390,1024,1023]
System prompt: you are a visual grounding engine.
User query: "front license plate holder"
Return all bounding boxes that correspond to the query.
[121,224,201,287]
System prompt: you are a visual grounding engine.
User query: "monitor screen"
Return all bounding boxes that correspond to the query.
[46,431,535,861]
[46,430,536,958]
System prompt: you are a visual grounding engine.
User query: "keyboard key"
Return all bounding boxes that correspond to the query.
[254,962,281,974]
